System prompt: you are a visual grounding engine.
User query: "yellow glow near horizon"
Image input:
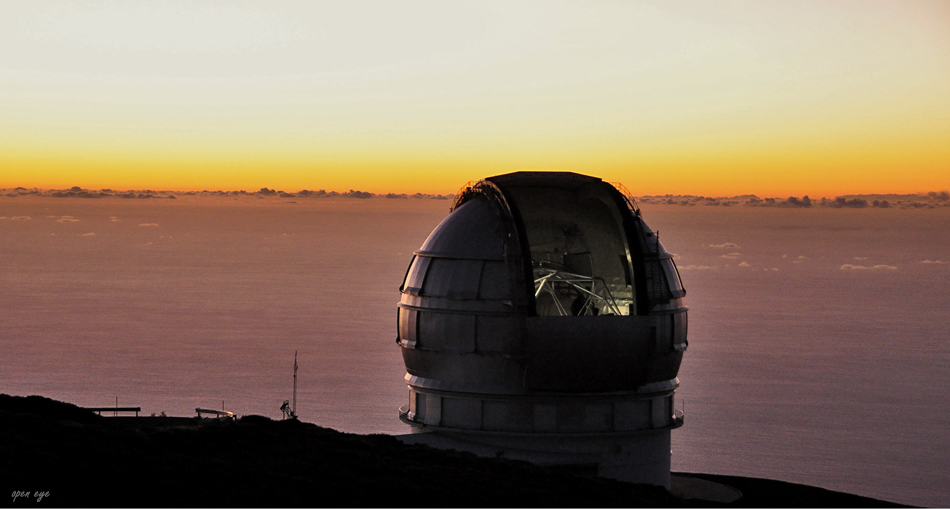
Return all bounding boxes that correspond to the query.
[1,1,948,196]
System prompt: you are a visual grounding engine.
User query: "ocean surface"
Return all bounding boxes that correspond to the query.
[2,195,948,507]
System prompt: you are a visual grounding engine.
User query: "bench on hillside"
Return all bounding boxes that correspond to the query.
[83,406,142,417]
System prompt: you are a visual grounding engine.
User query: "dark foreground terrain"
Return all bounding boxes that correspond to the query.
[0,395,904,507]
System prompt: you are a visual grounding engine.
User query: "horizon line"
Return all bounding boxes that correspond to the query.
[3,186,950,206]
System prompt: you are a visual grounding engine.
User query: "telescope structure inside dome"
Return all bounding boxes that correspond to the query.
[396,172,687,487]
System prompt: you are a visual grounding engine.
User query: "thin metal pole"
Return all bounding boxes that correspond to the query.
[293,351,298,419]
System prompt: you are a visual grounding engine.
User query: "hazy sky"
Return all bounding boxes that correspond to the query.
[2,1,948,195]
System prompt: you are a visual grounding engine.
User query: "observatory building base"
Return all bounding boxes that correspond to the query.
[394,173,691,492]
[396,426,673,489]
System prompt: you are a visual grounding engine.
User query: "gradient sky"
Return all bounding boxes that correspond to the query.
[2,1,948,196]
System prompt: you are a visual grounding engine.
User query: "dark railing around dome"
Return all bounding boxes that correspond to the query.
[451,181,479,211]
[457,179,641,217]
[607,181,641,217]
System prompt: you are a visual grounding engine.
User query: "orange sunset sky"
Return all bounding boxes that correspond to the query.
[1,1,948,197]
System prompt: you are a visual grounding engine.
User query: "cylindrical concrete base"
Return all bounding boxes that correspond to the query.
[397,428,672,489]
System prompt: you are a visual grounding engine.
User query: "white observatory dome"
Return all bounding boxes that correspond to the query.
[397,172,687,487]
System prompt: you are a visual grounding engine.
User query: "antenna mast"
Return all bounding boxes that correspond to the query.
[292,350,298,420]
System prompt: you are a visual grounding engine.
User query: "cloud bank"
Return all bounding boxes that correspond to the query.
[636,192,950,209]
[839,264,898,270]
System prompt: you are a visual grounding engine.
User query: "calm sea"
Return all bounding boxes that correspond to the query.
[2,196,948,507]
